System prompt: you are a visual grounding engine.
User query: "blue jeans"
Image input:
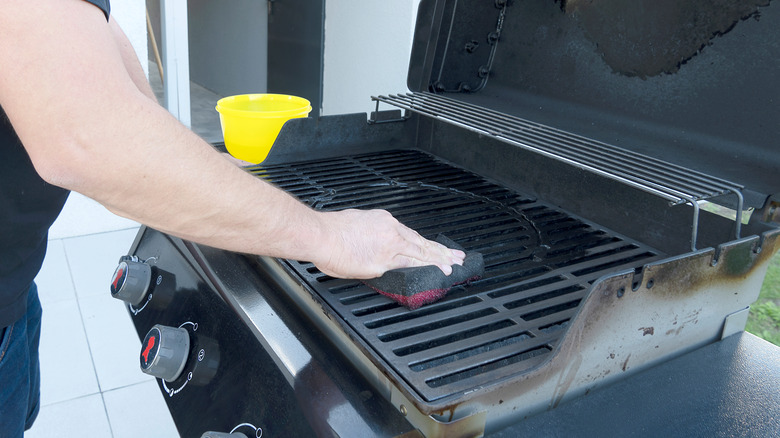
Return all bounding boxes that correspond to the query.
[0,283,42,437]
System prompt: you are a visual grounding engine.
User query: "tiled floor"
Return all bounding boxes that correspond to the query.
[24,72,223,437]
[25,196,179,438]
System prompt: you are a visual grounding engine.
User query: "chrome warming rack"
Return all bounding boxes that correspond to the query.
[371,91,744,250]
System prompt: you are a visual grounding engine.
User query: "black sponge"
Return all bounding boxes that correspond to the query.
[364,234,484,310]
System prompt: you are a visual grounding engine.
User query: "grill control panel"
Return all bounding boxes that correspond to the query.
[111,228,313,437]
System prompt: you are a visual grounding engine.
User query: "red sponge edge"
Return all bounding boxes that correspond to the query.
[365,275,481,310]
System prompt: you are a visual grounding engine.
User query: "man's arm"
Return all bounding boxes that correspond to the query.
[108,16,157,102]
[0,0,464,279]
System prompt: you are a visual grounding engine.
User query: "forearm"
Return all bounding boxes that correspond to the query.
[50,94,327,261]
[101,13,302,254]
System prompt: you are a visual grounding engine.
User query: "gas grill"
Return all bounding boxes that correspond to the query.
[112,1,779,436]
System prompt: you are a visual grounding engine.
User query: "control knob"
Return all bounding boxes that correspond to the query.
[140,324,190,382]
[110,256,152,306]
[200,433,247,438]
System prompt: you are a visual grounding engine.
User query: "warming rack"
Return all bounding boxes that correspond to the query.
[371,91,745,250]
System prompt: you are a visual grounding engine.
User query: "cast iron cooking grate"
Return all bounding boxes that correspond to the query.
[248,149,665,402]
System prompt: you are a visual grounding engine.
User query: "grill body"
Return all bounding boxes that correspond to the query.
[118,0,780,436]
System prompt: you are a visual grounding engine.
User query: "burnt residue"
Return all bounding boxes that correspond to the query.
[560,0,771,77]
[719,239,763,277]
[665,309,701,336]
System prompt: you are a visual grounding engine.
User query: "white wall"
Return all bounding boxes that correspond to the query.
[322,0,420,116]
[107,1,421,117]
[187,0,267,96]
[110,1,149,77]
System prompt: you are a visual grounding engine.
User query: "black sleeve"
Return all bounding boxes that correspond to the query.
[82,0,110,21]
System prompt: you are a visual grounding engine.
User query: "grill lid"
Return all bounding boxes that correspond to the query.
[405,0,779,206]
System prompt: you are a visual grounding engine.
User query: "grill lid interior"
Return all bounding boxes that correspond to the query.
[406,0,779,204]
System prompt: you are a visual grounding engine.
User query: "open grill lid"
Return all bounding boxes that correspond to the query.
[400,0,779,210]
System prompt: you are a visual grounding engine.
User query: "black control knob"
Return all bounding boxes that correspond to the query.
[110,257,152,306]
[200,432,247,438]
[140,324,190,382]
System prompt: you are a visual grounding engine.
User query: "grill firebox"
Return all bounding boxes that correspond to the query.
[249,149,665,402]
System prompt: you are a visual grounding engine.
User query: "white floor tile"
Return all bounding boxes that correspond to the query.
[24,394,112,438]
[103,381,179,438]
[63,229,141,300]
[35,240,76,307]
[79,293,154,392]
[38,300,100,406]
[49,192,140,240]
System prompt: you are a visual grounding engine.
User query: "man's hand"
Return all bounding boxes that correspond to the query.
[312,209,465,279]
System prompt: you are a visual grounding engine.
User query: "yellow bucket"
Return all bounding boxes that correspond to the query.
[216,94,312,164]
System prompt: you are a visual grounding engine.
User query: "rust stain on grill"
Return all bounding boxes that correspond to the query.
[621,354,631,372]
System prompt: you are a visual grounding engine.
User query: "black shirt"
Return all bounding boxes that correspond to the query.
[0,0,111,328]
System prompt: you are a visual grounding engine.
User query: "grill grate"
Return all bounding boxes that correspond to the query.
[249,149,664,402]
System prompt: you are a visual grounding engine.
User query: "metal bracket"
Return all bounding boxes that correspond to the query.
[683,189,743,251]
[367,98,411,124]
[721,306,750,340]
